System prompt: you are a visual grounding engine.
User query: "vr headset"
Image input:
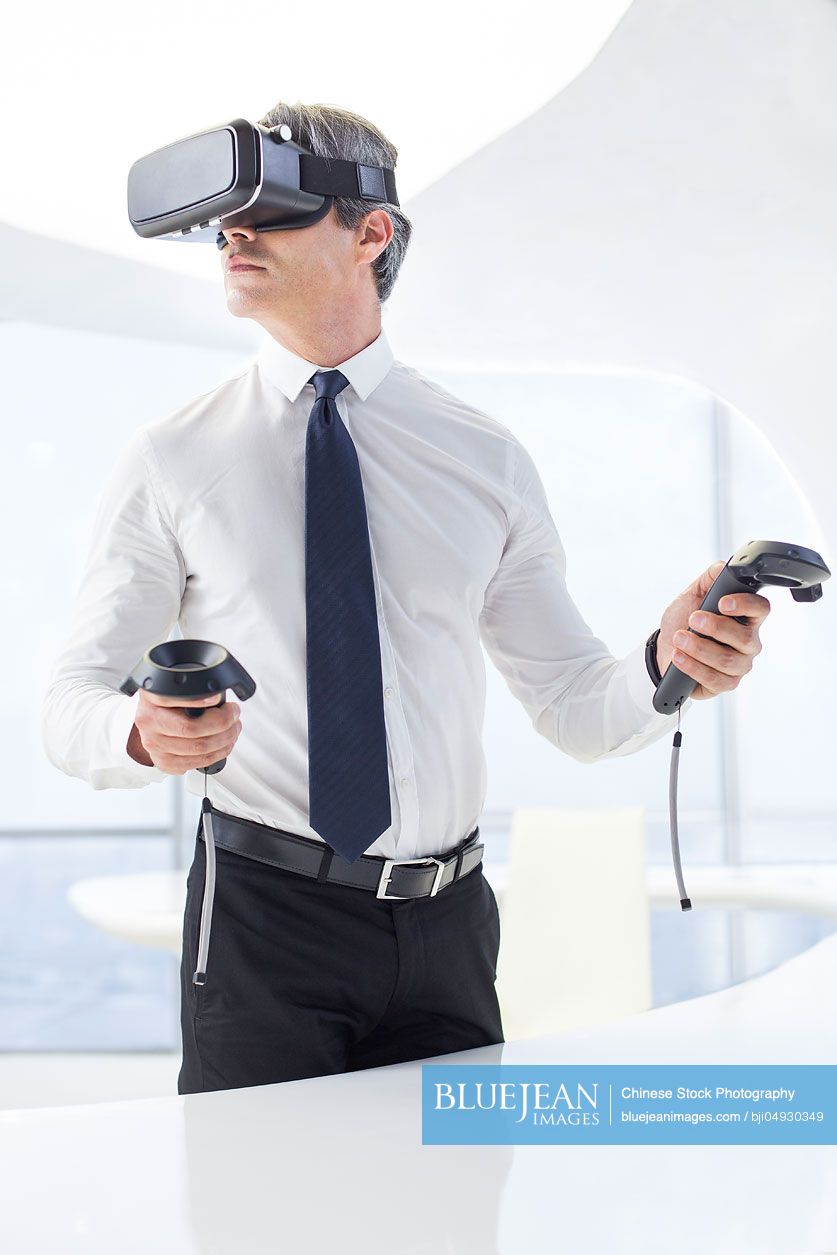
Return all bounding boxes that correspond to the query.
[126,118,399,250]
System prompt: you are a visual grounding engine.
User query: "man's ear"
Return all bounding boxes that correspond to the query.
[359,209,394,262]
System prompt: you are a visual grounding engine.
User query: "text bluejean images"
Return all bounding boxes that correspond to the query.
[421,1065,837,1145]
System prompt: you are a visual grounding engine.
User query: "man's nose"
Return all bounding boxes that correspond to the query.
[219,222,258,247]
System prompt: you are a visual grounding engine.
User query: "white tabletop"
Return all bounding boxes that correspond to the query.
[66,861,837,958]
[2,931,837,1254]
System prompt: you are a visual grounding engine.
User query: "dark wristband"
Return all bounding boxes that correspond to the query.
[645,627,663,687]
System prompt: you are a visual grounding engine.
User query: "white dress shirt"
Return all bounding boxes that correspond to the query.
[42,326,690,860]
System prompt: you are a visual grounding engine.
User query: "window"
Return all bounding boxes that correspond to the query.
[432,367,836,1003]
[1,323,249,1050]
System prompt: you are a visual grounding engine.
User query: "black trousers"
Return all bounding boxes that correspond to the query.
[177,811,504,1094]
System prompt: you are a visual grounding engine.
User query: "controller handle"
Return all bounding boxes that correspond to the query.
[653,540,830,715]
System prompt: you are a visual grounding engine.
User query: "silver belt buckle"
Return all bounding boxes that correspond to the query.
[376,855,446,900]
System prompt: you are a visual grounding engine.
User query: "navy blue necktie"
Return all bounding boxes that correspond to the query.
[304,369,392,862]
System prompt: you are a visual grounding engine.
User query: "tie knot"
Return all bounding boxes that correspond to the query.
[310,369,350,402]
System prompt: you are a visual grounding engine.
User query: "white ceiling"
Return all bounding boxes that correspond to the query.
[3,0,631,281]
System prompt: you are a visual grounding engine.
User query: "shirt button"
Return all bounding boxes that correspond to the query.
[384,687,394,700]
[399,776,409,788]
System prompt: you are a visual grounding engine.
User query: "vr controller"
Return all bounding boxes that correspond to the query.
[126,117,399,248]
[653,539,830,714]
[650,539,829,913]
[119,639,257,774]
[120,640,256,988]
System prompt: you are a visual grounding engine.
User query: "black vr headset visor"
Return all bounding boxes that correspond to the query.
[127,118,399,250]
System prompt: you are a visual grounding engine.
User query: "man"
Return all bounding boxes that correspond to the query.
[42,101,770,1094]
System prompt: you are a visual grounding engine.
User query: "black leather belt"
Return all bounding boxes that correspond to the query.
[197,803,484,899]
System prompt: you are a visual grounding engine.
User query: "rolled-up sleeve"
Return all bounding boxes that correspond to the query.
[478,438,690,763]
[41,428,185,789]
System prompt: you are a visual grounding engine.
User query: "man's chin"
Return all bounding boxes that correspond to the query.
[224,292,267,319]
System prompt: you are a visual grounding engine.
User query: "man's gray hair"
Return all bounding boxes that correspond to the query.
[258,101,412,305]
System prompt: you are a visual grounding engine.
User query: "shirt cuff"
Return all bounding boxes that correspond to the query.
[623,637,689,721]
[88,690,170,788]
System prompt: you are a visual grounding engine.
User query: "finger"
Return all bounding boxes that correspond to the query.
[166,703,240,732]
[149,721,241,756]
[687,611,762,656]
[672,647,741,694]
[141,691,224,707]
[668,646,711,699]
[673,634,750,681]
[716,592,771,623]
[691,560,727,597]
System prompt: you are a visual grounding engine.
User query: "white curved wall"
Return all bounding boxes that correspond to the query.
[384,0,837,558]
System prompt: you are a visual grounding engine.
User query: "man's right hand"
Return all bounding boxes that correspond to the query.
[126,690,242,773]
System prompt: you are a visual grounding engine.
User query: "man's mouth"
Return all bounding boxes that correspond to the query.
[227,257,265,273]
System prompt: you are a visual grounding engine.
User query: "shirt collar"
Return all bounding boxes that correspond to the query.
[256,326,394,404]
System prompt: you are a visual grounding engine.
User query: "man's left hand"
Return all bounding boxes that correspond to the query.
[655,560,771,701]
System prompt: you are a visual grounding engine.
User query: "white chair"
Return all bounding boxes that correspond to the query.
[494,806,652,1040]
